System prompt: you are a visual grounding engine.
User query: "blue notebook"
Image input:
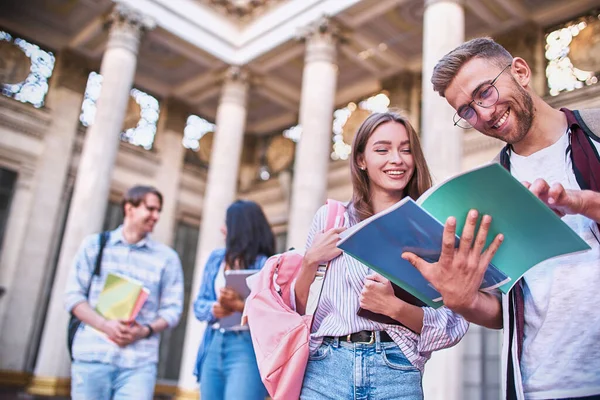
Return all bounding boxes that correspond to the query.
[338,163,591,309]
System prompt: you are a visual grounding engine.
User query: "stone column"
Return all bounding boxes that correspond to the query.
[0,167,35,337]
[383,70,422,132]
[28,5,154,395]
[286,17,340,249]
[421,2,465,397]
[421,0,465,400]
[152,99,188,246]
[0,51,89,374]
[175,67,249,399]
[410,74,423,134]
[421,0,465,182]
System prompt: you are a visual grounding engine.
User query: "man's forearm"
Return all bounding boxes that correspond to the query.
[72,302,107,331]
[74,302,170,333]
[453,292,503,329]
[579,190,600,223]
[149,317,169,334]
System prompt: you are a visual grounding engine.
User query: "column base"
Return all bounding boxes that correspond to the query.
[173,387,199,400]
[26,376,71,397]
[21,377,201,398]
[0,370,32,387]
[155,382,179,397]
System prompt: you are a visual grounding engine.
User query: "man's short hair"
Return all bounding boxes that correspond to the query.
[121,185,163,216]
[431,37,513,98]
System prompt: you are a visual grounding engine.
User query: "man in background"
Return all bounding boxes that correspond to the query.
[65,185,184,400]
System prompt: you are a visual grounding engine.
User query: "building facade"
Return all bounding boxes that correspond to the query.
[0,0,599,398]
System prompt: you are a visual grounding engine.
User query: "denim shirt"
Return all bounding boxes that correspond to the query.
[193,249,267,380]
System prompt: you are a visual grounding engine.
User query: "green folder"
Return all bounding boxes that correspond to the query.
[417,163,591,293]
[95,273,144,321]
[338,163,591,308]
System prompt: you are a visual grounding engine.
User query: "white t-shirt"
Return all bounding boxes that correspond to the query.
[509,131,600,399]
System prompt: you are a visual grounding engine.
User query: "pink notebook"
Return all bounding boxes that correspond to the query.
[128,288,149,322]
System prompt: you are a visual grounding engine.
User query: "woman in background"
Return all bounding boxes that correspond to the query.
[193,200,275,400]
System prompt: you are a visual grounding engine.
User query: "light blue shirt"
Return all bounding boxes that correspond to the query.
[64,226,184,369]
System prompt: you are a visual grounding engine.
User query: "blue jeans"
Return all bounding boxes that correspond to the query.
[71,361,156,400]
[200,329,268,400]
[301,336,424,400]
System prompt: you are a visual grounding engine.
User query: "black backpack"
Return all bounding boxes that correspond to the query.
[67,231,109,359]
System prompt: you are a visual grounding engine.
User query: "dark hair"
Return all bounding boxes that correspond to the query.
[431,37,513,97]
[121,185,163,216]
[350,110,432,222]
[225,200,275,270]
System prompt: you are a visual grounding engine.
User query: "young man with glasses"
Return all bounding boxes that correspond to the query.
[64,185,184,400]
[403,37,600,400]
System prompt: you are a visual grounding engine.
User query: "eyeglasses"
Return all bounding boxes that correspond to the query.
[452,64,512,129]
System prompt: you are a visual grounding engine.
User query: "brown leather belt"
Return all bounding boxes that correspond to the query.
[326,330,393,344]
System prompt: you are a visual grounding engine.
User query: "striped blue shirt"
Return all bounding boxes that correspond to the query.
[305,205,468,372]
[64,226,184,368]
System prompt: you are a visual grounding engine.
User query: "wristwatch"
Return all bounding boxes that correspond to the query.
[144,324,154,338]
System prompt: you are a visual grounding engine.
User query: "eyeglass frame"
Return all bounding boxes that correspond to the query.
[452,63,513,129]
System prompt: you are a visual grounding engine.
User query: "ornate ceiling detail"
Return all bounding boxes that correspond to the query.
[266,135,295,173]
[569,15,600,72]
[0,41,31,85]
[199,0,287,21]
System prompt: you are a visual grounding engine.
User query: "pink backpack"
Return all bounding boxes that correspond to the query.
[243,200,345,400]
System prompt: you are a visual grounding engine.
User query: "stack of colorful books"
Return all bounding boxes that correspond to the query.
[93,272,149,340]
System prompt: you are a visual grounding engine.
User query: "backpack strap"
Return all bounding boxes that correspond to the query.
[573,109,600,142]
[92,231,110,278]
[85,231,110,298]
[324,199,346,231]
[68,231,110,360]
[561,108,600,191]
[305,200,347,317]
[494,145,511,172]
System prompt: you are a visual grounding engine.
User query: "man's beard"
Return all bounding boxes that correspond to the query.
[503,79,534,145]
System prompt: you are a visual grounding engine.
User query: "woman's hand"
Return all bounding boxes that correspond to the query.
[359,273,425,332]
[212,302,234,318]
[304,227,347,267]
[295,226,346,315]
[218,288,244,313]
[359,273,396,316]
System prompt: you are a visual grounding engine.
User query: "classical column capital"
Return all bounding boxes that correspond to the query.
[220,66,249,107]
[425,0,464,8]
[16,164,35,190]
[52,50,90,93]
[297,16,346,64]
[223,65,250,85]
[105,3,156,54]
